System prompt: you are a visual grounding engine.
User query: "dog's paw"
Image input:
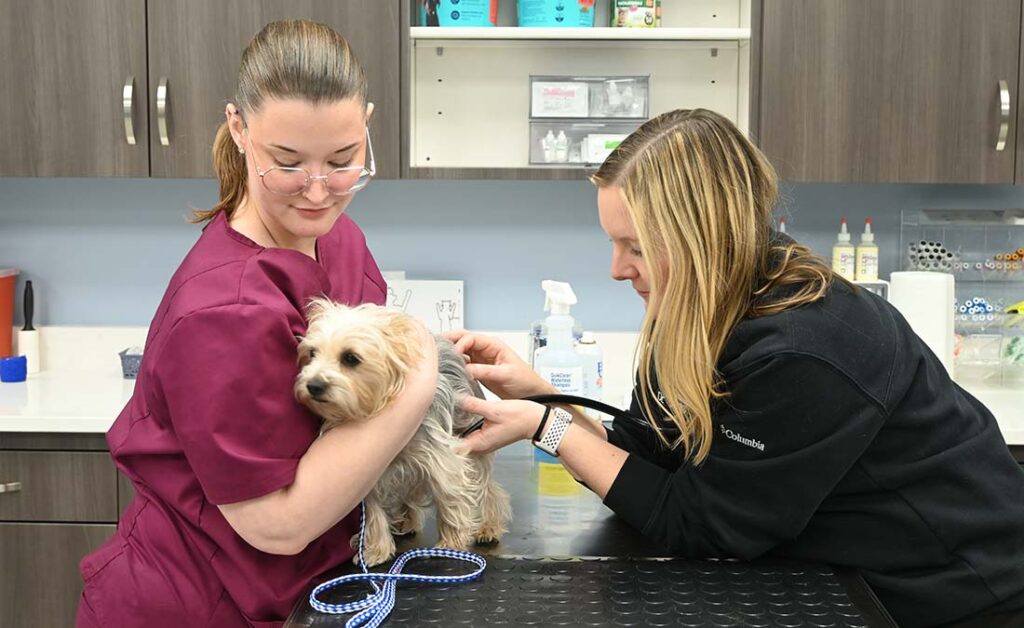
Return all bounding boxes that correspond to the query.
[435,535,472,552]
[354,545,395,568]
[390,510,423,537]
[473,524,505,546]
[349,533,396,567]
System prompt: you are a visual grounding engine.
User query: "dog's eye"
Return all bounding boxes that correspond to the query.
[308,347,317,359]
[341,351,361,367]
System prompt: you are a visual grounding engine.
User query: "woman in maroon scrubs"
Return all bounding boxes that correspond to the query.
[76,21,437,627]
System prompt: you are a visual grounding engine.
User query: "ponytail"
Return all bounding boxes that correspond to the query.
[192,121,247,223]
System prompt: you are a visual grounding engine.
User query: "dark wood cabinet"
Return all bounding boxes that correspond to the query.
[0,0,149,176]
[756,0,1021,183]
[0,522,115,627]
[0,0,402,179]
[146,0,401,179]
[0,434,122,627]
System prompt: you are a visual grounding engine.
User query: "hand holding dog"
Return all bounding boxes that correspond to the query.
[458,396,546,454]
[399,322,440,419]
[444,330,556,400]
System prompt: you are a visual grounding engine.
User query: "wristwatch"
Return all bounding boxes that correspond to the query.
[533,407,573,457]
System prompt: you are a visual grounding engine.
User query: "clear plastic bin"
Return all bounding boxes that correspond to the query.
[901,209,1024,388]
[530,75,649,119]
[529,120,641,165]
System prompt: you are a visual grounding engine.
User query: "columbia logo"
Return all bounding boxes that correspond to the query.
[719,424,765,451]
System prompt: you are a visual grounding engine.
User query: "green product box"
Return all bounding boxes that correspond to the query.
[611,0,662,28]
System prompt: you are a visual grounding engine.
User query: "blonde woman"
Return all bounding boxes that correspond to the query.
[451,109,1024,628]
[76,21,437,627]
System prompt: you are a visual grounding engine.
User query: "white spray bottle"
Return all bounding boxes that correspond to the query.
[533,280,584,462]
[534,280,584,395]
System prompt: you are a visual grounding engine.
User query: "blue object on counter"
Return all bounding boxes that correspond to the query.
[518,0,596,27]
[419,0,498,26]
[0,355,27,382]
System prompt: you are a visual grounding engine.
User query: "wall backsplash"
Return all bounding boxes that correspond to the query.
[2,178,1024,331]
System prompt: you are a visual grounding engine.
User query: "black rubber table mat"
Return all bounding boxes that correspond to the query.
[289,557,871,627]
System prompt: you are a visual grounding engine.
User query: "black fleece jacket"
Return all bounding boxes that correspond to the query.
[604,278,1024,627]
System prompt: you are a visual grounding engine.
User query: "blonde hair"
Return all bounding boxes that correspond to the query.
[592,109,834,463]
[194,20,368,223]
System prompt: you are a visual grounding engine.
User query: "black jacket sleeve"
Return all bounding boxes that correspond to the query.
[606,410,684,472]
[603,352,887,559]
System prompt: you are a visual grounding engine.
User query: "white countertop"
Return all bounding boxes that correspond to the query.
[0,371,135,432]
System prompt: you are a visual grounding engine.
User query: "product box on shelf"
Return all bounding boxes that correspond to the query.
[518,0,597,27]
[419,0,498,27]
[611,0,662,27]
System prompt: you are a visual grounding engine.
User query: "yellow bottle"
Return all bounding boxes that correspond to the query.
[856,218,879,281]
[832,218,856,280]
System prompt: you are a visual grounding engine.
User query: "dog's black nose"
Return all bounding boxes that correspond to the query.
[306,379,328,399]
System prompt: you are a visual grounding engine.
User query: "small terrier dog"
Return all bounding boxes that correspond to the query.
[294,299,511,566]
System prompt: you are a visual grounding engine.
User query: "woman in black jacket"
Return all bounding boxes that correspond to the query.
[448,109,1024,628]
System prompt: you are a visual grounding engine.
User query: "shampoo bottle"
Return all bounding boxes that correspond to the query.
[832,218,856,280]
[533,280,583,462]
[856,218,879,281]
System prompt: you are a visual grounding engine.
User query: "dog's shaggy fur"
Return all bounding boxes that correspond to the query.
[294,299,511,566]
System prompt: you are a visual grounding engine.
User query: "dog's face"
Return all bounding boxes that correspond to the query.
[295,299,424,427]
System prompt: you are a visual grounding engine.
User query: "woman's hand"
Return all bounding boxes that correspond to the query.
[398,322,439,417]
[458,396,547,454]
[444,329,555,400]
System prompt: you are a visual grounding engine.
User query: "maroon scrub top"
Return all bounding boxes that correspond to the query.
[77,211,387,627]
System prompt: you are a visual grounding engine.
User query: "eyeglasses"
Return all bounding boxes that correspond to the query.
[245,127,376,197]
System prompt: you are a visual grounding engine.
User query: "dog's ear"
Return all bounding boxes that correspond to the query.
[304,297,334,325]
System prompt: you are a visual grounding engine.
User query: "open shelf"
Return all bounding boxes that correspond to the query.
[404,0,753,176]
[410,26,751,41]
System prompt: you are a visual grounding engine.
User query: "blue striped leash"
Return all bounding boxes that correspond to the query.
[309,503,487,628]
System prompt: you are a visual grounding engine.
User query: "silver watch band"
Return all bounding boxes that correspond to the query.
[534,407,573,457]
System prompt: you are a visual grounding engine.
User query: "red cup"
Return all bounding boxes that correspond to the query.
[0,269,18,358]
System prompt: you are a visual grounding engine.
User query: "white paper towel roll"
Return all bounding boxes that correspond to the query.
[889,271,955,375]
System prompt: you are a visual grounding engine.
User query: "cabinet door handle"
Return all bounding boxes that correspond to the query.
[0,482,22,494]
[996,79,1010,152]
[157,77,170,146]
[122,76,136,146]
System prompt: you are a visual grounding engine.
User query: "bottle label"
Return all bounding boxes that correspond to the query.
[539,366,583,395]
[857,251,878,281]
[833,249,856,280]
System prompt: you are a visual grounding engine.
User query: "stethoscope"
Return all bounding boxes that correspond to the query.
[459,393,652,438]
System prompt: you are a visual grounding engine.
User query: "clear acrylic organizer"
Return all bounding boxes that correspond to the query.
[900,209,1024,389]
[528,75,649,166]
